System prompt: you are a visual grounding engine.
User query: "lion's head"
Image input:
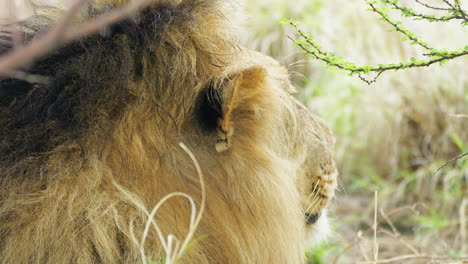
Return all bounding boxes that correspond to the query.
[0,0,337,263]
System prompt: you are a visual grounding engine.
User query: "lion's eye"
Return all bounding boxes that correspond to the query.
[305,212,321,224]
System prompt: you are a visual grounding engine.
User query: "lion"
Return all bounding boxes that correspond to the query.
[0,0,337,263]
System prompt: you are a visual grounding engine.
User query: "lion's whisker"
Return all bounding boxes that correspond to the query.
[308,196,324,215]
[305,191,322,213]
[306,178,321,206]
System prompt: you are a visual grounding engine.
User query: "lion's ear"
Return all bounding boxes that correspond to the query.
[214,66,267,152]
[197,66,267,152]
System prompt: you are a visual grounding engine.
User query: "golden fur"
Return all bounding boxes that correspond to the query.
[0,0,337,263]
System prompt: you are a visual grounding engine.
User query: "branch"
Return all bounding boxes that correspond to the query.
[285,21,468,84]
[0,0,88,76]
[0,0,155,77]
[367,1,431,50]
[437,152,468,171]
[441,0,468,21]
[453,0,468,22]
[282,0,468,84]
[384,0,467,23]
[443,0,456,9]
[62,0,155,43]
[415,0,451,11]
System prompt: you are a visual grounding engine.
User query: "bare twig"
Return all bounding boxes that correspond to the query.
[0,0,88,76]
[415,0,451,11]
[437,152,468,171]
[358,72,383,85]
[379,209,399,235]
[62,0,155,43]
[378,229,420,255]
[442,0,457,9]
[0,0,156,77]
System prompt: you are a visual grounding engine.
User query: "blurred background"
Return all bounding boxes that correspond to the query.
[240,0,467,263]
[1,0,467,263]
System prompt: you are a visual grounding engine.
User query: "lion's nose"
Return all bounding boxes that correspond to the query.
[305,212,321,224]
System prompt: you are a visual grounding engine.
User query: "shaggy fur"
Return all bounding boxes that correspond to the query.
[0,0,337,263]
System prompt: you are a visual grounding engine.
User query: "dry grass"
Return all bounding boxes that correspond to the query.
[113,143,205,264]
[241,0,467,263]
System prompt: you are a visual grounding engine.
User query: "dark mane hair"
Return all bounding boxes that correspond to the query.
[0,0,225,176]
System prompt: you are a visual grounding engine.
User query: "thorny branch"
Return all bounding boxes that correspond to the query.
[283,0,468,84]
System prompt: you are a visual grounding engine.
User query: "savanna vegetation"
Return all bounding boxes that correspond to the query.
[242,0,467,263]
